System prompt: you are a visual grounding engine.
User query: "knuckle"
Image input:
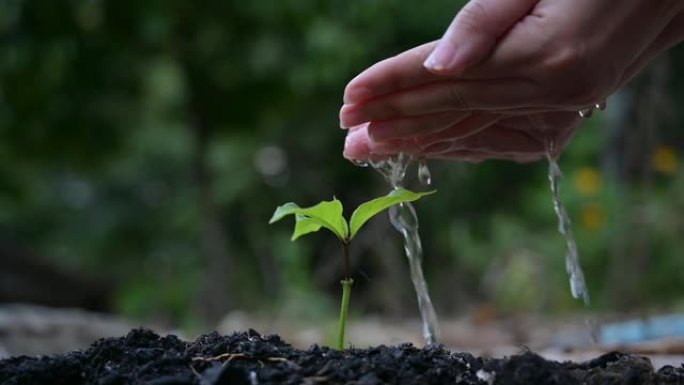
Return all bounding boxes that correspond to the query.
[542,41,586,76]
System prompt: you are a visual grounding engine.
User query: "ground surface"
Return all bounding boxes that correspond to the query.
[1,329,683,385]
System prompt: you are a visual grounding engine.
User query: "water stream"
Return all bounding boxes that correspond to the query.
[356,140,594,345]
[417,159,432,185]
[546,141,591,306]
[370,154,440,345]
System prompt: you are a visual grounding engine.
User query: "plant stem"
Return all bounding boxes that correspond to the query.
[342,242,350,279]
[337,278,353,350]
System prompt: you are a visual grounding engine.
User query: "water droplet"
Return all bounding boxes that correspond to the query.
[418,159,432,185]
[351,159,369,167]
[578,108,593,118]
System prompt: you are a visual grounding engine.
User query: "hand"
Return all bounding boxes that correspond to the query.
[340,0,684,161]
[344,111,581,163]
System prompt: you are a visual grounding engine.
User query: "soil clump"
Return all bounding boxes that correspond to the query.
[1,328,682,385]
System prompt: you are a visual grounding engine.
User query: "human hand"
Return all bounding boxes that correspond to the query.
[344,111,581,163]
[340,0,684,161]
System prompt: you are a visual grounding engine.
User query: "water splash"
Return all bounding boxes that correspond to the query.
[546,141,590,306]
[351,159,369,168]
[370,153,440,345]
[418,159,432,185]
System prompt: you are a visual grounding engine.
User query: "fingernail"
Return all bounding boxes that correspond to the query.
[367,122,390,142]
[339,105,351,129]
[343,127,372,160]
[368,122,382,142]
[344,86,372,104]
[340,105,364,129]
[423,40,457,72]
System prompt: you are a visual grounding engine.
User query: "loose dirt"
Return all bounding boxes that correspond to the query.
[1,328,682,385]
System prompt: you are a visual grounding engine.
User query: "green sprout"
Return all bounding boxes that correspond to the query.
[269,188,434,349]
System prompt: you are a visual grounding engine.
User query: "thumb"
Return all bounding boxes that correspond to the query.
[424,0,539,75]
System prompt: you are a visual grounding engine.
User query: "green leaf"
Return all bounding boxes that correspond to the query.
[269,199,348,241]
[292,214,323,240]
[349,188,435,239]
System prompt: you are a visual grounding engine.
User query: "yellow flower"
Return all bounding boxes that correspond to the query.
[581,203,604,231]
[573,167,602,197]
[652,146,678,175]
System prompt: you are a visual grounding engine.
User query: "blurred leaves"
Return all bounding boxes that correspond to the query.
[1,0,683,326]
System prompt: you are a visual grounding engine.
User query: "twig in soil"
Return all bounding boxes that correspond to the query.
[192,353,293,367]
[266,357,290,363]
[302,376,328,384]
[192,353,247,363]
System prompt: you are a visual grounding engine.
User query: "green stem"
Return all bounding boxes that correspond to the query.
[336,278,353,350]
[342,242,350,279]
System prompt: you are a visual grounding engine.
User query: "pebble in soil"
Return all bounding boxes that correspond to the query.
[1,328,683,385]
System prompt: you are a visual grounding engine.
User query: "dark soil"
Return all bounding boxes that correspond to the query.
[1,328,682,385]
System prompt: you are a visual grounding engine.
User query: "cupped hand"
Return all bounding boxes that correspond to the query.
[340,0,684,161]
[343,111,581,163]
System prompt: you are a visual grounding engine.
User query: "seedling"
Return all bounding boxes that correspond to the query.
[269,188,434,349]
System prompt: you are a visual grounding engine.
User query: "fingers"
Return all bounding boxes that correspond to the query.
[423,125,551,163]
[344,42,441,105]
[407,113,577,161]
[344,111,579,165]
[427,124,545,156]
[432,149,545,163]
[340,78,539,128]
[342,0,542,106]
[495,112,582,157]
[343,124,372,160]
[424,0,540,75]
[342,113,499,160]
[370,113,499,155]
[367,111,471,142]
[411,113,501,150]
[341,36,533,108]
[498,111,580,133]
[367,114,500,156]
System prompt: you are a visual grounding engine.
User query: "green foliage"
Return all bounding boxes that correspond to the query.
[349,189,435,239]
[270,200,347,241]
[270,188,434,242]
[270,188,433,349]
[2,0,683,328]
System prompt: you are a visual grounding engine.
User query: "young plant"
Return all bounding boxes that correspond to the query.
[269,188,434,349]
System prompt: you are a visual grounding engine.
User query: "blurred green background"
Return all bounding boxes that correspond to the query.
[1,0,683,331]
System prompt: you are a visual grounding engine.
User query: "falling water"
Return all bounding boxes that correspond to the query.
[546,141,591,306]
[370,154,440,345]
[418,159,432,185]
